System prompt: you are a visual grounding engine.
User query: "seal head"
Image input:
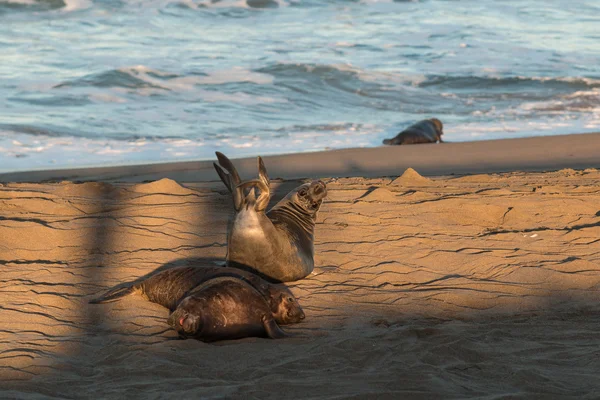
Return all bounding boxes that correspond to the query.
[268,287,305,324]
[285,180,327,217]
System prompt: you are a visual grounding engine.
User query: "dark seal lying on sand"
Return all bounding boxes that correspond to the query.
[89,265,305,325]
[214,152,327,282]
[383,118,444,145]
[168,276,290,342]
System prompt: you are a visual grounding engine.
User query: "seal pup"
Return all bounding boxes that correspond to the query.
[382,118,444,145]
[167,276,288,342]
[89,265,305,325]
[214,152,327,282]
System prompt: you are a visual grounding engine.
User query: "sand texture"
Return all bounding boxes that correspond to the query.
[2,167,600,398]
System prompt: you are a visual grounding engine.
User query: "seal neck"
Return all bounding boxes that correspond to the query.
[268,201,315,236]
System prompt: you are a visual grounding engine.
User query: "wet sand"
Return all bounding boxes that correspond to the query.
[1,132,599,183]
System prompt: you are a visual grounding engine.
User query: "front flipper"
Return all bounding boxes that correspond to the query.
[262,315,287,339]
[88,285,135,304]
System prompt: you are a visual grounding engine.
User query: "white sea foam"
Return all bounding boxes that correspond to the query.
[110,65,274,95]
[89,93,127,103]
[360,0,394,3]
[0,124,379,172]
[514,76,600,86]
[196,67,273,85]
[1,0,37,4]
[118,0,250,9]
[518,89,600,114]
[61,0,93,12]
[66,65,281,105]
[282,61,420,88]
[175,0,200,9]
[118,66,200,92]
[335,42,355,48]
[181,0,248,9]
[443,119,600,143]
[197,90,285,104]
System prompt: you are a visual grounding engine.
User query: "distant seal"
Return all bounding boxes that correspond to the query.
[382,118,444,145]
[214,152,327,282]
[89,265,305,325]
[167,276,288,341]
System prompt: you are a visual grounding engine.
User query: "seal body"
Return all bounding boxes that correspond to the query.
[228,182,325,282]
[214,152,327,282]
[167,277,288,342]
[89,265,305,325]
[383,118,444,145]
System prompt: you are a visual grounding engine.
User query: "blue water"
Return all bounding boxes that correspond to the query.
[1,0,599,172]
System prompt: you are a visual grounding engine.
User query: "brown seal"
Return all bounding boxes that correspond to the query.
[214,152,327,282]
[167,276,288,341]
[89,265,305,325]
[382,118,444,145]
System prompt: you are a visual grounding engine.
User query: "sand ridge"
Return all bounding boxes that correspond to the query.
[1,168,600,397]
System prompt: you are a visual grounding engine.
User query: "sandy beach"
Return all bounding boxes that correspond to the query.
[2,134,600,398]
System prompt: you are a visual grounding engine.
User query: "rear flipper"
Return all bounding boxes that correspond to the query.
[88,285,136,304]
[256,156,271,211]
[215,152,242,184]
[262,315,288,339]
[236,180,270,212]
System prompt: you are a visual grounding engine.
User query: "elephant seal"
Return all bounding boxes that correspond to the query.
[167,276,288,341]
[382,118,444,145]
[89,265,305,325]
[214,152,327,282]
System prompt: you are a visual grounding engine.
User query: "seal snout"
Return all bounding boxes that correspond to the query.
[180,314,201,335]
[168,310,201,336]
[313,180,326,193]
[287,308,305,322]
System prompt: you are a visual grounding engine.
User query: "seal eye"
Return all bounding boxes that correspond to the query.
[287,297,294,303]
[298,188,307,197]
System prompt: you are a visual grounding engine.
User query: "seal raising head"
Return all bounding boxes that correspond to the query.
[283,180,327,216]
[214,153,327,282]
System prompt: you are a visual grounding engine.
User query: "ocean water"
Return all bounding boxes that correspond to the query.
[1,0,599,172]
